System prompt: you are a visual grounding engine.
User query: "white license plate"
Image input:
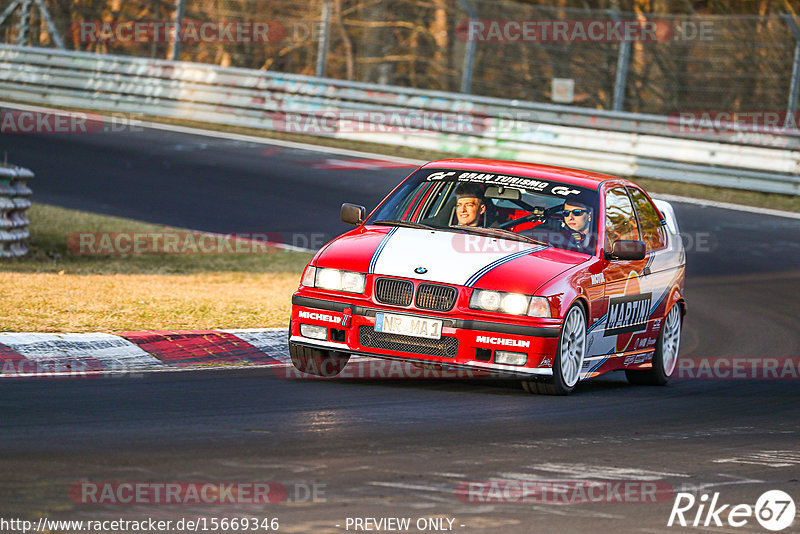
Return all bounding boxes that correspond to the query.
[374,313,442,340]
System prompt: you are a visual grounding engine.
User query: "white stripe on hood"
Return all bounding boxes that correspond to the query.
[370,227,545,286]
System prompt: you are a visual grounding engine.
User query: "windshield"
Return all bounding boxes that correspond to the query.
[366,168,600,253]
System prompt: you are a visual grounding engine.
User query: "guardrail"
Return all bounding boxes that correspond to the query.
[0,162,33,258]
[1,44,799,195]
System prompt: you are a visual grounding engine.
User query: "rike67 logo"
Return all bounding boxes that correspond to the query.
[668,490,795,531]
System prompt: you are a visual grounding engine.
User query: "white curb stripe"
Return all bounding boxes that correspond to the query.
[224,329,291,364]
[0,332,164,374]
[227,328,372,363]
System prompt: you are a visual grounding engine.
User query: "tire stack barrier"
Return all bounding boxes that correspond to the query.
[0,164,33,257]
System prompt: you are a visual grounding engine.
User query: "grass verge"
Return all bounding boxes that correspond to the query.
[1,203,312,332]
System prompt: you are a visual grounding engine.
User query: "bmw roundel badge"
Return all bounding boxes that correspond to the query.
[414,267,428,274]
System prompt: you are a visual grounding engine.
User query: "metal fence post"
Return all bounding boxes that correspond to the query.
[14,0,31,46]
[32,0,64,49]
[316,0,332,78]
[0,1,22,30]
[0,0,64,49]
[458,0,477,94]
[609,9,631,112]
[168,0,185,61]
[783,14,800,120]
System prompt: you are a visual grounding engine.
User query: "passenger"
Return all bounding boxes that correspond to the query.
[560,199,594,251]
[453,183,486,227]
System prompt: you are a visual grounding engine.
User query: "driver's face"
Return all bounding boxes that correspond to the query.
[564,203,591,233]
[456,197,485,226]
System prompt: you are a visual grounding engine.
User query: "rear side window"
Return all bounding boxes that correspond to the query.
[604,187,640,246]
[627,187,667,251]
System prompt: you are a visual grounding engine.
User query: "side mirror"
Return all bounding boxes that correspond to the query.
[341,203,366,225]
[608,240,646,261]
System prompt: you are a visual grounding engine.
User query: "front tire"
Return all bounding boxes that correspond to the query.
[626,304,682,386]
[289,343,350,377]
[522,303,586,395]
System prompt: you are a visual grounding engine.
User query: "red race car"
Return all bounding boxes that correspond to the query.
[288,159,686,394]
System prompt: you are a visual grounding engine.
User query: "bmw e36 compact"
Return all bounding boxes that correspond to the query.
[288,159,686,395]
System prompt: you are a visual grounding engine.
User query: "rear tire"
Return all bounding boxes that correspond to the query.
[289,343,350,377]
[522,303,586,395]
[625,304,682,386]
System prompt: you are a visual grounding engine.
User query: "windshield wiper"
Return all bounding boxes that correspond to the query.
[453,225,545,246]
[372,220,436,230]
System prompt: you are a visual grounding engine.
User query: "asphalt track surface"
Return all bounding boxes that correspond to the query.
[2,126,800,533]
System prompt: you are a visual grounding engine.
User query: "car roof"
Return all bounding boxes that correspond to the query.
[421,158,630,191]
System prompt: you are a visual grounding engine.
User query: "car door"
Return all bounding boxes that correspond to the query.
[596,186,651,357]
[626,186,679,350]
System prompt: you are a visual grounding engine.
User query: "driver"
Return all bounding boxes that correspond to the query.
[454,183,486,227]
[561,199,594,251]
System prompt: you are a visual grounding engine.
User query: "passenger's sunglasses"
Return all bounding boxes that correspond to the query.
[559,209,588,217]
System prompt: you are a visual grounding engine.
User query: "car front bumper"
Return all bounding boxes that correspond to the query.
[289,295,561,377]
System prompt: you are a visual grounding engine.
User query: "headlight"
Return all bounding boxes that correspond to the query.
[474,290,502,311]
[309,267,366,294]
[316,268,342,290]
[501,293,529,315]
[340,271,366,293]
[470,290,551,318]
